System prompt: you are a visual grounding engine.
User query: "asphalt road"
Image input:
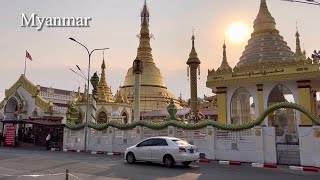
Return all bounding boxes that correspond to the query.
[0,147,318,180]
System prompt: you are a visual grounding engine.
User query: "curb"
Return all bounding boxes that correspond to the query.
[59,150,121,155]
[289,166,319,172]
[219,160,241,166]
[198,159,211,163]
[107,152,122,156]
[91,151,105,155]
[251,163,277,168]
[50,148,61,151]
[62,149,84,152]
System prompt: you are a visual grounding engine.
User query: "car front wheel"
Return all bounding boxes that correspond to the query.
[126,152,136,164]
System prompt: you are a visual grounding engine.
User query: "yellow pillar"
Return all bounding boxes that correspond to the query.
[297,80,312,126]
[217,87,227,124]
[312,91,317,117]
[257,84,264,114]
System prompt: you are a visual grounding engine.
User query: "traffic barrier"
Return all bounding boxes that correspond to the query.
[198,159,210,163]
[50,148,61,151]
[252,163,277,168]
[289,166,319,172]
[219,160,241,166]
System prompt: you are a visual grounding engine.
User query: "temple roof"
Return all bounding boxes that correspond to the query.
[237,0,294,67]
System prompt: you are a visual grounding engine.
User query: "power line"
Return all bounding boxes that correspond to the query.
[281,0,320,6]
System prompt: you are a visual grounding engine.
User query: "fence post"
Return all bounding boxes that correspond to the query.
[123,130,128,143]
[136,126,144,142]
[188,129,194,140]
[168,126,176,137]
[63,128,68,150]
[206,126,216,160]
[108,127,115,152]
[312,126,320,167]
[254,126,264,163]
[65,169,69,180]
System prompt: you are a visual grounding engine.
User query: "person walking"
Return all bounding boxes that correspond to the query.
[45,132,51,150]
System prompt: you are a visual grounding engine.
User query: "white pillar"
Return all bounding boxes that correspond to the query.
[134,73,141,120]
[123,130,128,144]
[136,126,144,142]
[108,127,115,152]
[63,128,68,149]
[299,126,315,166]
[263,127,276,164]
[206,126,216,160]
[168,126,176,137]
[313,126,320,167]
[254,126,264,163]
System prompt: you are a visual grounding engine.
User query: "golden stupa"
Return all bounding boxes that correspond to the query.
[119,1,182,112]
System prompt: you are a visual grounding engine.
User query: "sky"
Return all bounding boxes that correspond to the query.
[0,0,319,101]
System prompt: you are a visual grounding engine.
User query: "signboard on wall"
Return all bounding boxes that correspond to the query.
[5,126,16,147]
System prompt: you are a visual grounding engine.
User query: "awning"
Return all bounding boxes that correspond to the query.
[0,116,63,126]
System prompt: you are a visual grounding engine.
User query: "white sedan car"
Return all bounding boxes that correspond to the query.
[124,136,199,167]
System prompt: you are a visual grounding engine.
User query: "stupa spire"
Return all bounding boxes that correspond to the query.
[99,51,107,86]
[253,0,278,35]
[120,1,182,112]
[97,52,113,102]
[137,0,153,63]
[294,25,306,61]
[187,31,200,62]
[217,40,232,73]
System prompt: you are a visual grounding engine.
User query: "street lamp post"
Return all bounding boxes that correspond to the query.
[69,37,109,152]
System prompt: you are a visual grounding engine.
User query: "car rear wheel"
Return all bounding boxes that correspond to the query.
[164,155,175,167]
[126,152,135,164]
[182,161,192,167]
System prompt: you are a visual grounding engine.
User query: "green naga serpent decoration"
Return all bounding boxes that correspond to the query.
[66,98,80,125]
[90,72,99,122]
[65,102,320,131]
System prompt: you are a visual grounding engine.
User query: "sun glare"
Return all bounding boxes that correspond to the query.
[227,22,250,43]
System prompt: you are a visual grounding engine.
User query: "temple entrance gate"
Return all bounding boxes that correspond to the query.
[268,84,300,165]
[275,126,300,165]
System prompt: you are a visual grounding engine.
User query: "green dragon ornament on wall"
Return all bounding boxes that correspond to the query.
[66,98,80,125]
[65,102,320,131]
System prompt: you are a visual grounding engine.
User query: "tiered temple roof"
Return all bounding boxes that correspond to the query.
[237,0,294,66]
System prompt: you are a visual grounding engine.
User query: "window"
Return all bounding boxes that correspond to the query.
[137,139,155,147]
[122,112,128,124]
[137,138,168,147]
[154,138,168,146]
[172,139,190,146]
[97,112,107,124]
[230,87,255,124]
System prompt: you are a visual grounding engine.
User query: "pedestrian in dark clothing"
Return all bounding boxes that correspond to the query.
[46,133,51,150]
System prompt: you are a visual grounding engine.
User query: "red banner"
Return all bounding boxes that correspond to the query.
[5,126,16,147]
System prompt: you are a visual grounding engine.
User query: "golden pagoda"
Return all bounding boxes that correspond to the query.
[120,1,182,112]
[75,55,132,124]
[207,0,320,127]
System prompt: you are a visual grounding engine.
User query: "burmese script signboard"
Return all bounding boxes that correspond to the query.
[5,126,16,147]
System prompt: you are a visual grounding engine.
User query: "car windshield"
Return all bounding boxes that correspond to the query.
[172,139,190,146]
